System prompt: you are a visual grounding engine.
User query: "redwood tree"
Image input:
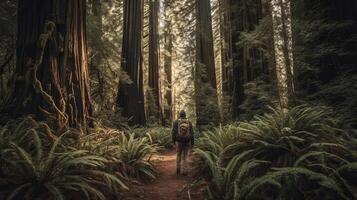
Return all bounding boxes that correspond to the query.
[117,0,146,125]
[195,0,220,126]
[219,0,234,95]
[1,0,92,128]
[148,0,164,124]
[228,0,245,119]
[227,0,265,118]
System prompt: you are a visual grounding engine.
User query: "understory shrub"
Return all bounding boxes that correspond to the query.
[130,126,173,149]
[238,78,279,121]
[194,105,357,200]
[0,118,158,199]
[78,127,158,181]
[0,119,127,200]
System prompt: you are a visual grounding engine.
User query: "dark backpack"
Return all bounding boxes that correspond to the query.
[178,119,190,140]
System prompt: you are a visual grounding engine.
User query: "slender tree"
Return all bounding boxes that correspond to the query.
[117,0,146,125]
[215,0,237,120]
[91,0,104,103]
[162,0,173,123]
[355,1,357,67]
[270,0,295,109]
[228,0,245,118]
[219,0,233,95]
[195,0,220,126]
[1,0,92,128]
[148,0,164,124]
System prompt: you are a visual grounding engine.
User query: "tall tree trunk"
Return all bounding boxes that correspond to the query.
[117,0,146,126]
[242,5,250,83]
[229,0,245,119]
[354,0,357,67]
[163,0,173,124]
[148,0,164,124]
[270,0,295,109]
[91,0,105,103]
[227,0,266,118]
[1,0,92,128]
[195,0,220,127]
[219,0,234,114]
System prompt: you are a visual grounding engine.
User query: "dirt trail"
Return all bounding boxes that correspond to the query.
[122,149,204,200]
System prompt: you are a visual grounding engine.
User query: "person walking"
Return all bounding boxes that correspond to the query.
[172,110,194,176]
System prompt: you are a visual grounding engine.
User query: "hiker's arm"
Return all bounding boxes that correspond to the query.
[172,121,178,144]
[190,122,194,146]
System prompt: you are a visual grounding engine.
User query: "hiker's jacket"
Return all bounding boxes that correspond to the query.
[172,118,194,145]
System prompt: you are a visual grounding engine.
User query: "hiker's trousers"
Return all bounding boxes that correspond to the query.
[176,142,190,174]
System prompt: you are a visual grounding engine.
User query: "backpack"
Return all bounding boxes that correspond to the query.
[178,119,190,140]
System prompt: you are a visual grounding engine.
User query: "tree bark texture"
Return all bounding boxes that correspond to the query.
[355,0,357,67]
[195,0,220,126]
[117,0,146,126]
[270,0,295,109]
[219,0,234,96]
[1,0,92,128]
[163,0,173,123]
[148,0,164,124]
[229,0,245,118]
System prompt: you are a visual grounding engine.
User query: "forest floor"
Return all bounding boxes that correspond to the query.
[121,149,205,200]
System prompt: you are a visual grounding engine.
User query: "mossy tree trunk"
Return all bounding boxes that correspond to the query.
[1,0,92,128]
[195,0,220,127]
[117,0,146,126]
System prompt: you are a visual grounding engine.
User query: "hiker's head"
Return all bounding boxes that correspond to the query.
[179,110,186,118]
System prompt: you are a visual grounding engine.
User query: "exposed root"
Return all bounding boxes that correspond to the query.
[28,21,68,129]
[38,121,58,141]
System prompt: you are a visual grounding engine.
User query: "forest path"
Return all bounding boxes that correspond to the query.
[122,149,204,200]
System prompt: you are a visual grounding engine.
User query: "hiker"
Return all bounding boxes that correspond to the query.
[172,110,194,176]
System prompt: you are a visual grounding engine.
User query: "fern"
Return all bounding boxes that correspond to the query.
[239,167,350,200]
[0,131,127,199]
[194,105,357,199]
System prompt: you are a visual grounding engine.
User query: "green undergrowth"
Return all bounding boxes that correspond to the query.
[0,117,157,199]
[194,105,357,200]
[127,126,174,150]
[2,104,356,200]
